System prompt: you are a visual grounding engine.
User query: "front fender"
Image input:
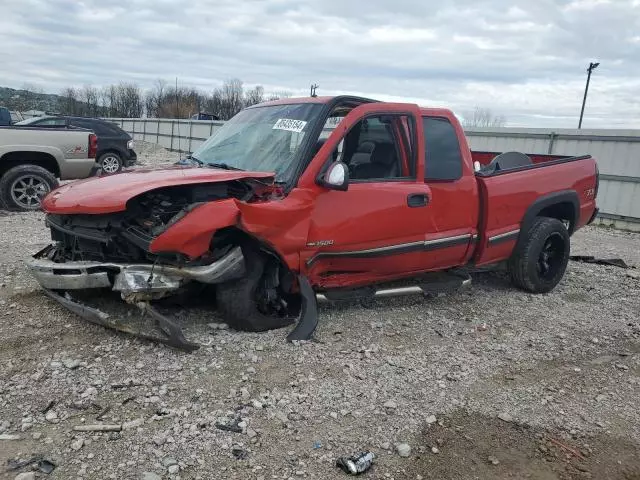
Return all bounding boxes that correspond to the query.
[150,199,241,257]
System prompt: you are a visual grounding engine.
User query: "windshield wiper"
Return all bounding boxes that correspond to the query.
[207,162,244,171]
[182,154,204,166]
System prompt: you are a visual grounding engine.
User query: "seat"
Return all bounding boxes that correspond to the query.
[357,141,375,154]
[351,143,399,179]
[481,151,532,174]
[349,142,376,171]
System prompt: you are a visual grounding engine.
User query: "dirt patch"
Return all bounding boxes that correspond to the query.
[407,411,640,480]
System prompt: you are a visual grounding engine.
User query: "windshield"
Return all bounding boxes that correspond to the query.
[192,103,323,180]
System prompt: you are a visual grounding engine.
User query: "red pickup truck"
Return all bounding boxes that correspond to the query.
[27,96,599,350]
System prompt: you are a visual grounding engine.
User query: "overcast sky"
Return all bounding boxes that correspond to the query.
[1,0,639,127]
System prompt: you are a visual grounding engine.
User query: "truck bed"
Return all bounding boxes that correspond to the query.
[471,151,598,266]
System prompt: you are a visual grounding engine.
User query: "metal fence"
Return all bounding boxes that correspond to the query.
[464,128,640,231]
[113,118,226,153]
[110,118,640,231]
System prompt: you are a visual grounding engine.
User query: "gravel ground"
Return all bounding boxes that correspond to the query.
[1,158,639,479]
[133,142,182,168]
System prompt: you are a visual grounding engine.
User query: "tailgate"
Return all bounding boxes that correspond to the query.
[474,156,598,266]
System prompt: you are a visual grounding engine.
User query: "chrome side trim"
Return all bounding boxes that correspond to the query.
[487,229,520,246]
[306,234,473,266]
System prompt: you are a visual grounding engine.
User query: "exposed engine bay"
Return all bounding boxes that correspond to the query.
[44,180,257,265]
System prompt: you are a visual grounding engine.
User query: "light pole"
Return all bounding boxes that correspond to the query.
[578,62,599,129]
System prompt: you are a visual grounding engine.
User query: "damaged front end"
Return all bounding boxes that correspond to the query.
[28,242,246,351]
[27,183,254,351]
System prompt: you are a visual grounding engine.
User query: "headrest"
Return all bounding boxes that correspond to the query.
[371,143,396,166]
[357,141,376,153]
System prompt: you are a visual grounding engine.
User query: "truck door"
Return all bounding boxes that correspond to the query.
[300,104,474,288]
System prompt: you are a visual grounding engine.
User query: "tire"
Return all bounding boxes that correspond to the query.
[98,152,123,174]
[509,217,570,293]
[216,249,297,332]
[0,165,58,211]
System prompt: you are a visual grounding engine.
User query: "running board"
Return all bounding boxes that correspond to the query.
[317,272,471,303]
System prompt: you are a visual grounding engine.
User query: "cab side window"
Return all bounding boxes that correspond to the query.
[335,115,415,181]
[423,117,463,181]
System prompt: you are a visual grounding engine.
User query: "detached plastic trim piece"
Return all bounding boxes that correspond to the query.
[42,288,200,352]
[286,275,318,342]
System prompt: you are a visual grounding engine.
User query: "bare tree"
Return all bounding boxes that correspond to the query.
[244,85,264,107]
[81,85,99,117]
[216,79,244,120]
[60,87,79,115]
[144,79,168,118]
[265,90,292,102]
[462,107,506,128]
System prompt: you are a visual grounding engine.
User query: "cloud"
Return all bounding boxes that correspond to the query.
[1,0,638,127]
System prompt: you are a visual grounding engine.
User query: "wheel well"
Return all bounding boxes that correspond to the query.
[0,152,60,178]
[98,149,123,158]
[211,227,289,268]
[538,202,576,233]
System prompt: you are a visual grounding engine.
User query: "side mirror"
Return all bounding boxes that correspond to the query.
[321,162,349,191]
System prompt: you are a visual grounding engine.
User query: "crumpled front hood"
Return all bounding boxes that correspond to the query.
[42,166,275,214]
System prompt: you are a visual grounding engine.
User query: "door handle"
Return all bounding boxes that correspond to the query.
[407,193,429,208]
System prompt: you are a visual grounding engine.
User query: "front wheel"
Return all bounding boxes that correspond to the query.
[216,249,299,332]
[509,217,570,293]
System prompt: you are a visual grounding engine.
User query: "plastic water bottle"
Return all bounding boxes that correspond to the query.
[335,451,375,475]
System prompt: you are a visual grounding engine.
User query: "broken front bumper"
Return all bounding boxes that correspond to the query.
[27,245,245,295]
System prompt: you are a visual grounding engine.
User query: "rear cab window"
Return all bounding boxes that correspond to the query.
[35,118,68,127]
[423,117,463,181]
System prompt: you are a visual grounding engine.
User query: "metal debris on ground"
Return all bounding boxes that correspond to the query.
[335,451,375,475]
[6,456,56,474]
[40,400,56,414]
[232,448,249,460]
[215,420,243,433]
[96,405,112,420]
[569,256,629,269]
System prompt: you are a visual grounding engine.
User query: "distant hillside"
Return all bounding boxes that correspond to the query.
[0,86,64,113]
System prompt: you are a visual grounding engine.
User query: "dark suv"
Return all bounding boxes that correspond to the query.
[15,116,137,174]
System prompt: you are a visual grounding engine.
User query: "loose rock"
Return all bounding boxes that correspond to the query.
[14,473,36,480]
[141,473,162,480]
[45,411,58,423]
[497,412,513,423]
[70,438,84,450]
[396,443,411,457]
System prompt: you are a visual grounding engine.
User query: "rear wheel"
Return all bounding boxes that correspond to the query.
[98,152,123,174]
[216,248,299,332]
[0,165,58,211]
[509,217,570,293]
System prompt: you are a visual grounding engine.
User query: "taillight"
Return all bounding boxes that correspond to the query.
[88,134,98,158]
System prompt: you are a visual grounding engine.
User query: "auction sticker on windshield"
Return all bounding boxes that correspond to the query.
[273,118,307,133]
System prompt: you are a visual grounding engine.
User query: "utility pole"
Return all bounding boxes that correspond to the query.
[310,84,319,97]
[578,62,600,129]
